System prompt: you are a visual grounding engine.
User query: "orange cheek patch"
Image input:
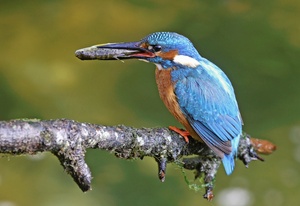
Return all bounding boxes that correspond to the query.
[158,50,178,60]
[139,42,148,49]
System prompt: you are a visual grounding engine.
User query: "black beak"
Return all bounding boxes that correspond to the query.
[75,41,155,60]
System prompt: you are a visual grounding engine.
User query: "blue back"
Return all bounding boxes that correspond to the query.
[144,32,243,174]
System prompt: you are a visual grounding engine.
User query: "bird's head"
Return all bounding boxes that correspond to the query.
[75,32,201,69]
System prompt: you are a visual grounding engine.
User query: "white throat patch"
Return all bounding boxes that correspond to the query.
[173,55,200,68]
[155,63,164,70]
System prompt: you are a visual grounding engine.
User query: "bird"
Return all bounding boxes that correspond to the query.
[75,32,243,175]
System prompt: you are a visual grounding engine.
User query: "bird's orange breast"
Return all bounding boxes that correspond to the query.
[155,68,201,141]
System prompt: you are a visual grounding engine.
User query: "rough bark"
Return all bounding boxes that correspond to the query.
[0,118,274,200]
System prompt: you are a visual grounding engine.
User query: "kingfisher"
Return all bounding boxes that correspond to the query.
[75,32,243,175]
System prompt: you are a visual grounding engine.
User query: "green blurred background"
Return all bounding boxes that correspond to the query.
[0,0,299,205]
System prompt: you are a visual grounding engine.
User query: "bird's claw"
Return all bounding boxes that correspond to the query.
[169,126,190,143]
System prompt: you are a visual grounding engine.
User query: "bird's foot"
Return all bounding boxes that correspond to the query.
[168,126,190,143]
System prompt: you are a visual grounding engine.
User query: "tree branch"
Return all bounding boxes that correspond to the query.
[0,118,276,200]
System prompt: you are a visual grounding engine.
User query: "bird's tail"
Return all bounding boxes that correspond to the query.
[222,153,235,175]
[222,135,241,175]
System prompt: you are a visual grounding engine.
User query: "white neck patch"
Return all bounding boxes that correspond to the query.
[155,63,164,70]
[173,55,200,68]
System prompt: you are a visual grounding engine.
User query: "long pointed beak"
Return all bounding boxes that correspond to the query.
[75,41,155,60]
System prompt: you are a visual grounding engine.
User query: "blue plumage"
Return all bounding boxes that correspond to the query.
[143,32,242,175]
[81,31,243,175]
[172,63,242,175]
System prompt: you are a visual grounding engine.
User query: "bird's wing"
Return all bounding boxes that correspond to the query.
[174,69,242,156]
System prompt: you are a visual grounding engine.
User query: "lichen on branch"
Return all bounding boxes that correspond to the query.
[0,118,276,200]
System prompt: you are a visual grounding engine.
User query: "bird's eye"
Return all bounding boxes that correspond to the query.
[148,45,162,52]
[153,45,162,52]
